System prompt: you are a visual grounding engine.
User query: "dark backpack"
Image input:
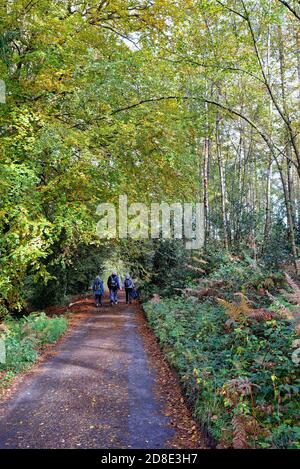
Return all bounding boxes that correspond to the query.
[124,278,133,288]
[110,276,117,288]
[130,288,138,300]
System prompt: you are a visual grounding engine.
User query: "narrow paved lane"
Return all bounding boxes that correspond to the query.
[0,294,179,449]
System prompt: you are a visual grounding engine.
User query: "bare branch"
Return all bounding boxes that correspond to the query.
[277,0,300,21]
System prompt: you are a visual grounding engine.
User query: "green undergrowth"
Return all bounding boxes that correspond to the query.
[143,297,300,448]
[0,313,67,390]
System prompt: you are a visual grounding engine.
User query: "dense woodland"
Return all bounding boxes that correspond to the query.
[0,0,300,449]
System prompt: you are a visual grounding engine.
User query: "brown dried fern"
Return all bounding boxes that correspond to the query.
[217,298,243,321]
[232,415,249,449]
[232,414,267,448]
[218,293,278,323]
[233,292,253,313]
[247,309,279,321]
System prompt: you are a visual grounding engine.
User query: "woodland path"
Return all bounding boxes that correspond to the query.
[0,293,204,449]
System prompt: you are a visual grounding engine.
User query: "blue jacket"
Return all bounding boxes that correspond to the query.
[93,278,104,294]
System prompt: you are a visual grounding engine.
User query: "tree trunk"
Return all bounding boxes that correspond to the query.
[276,158,299,274]
[263,158,273,244]
[216,115,229,249]
[203,101,210,250]
[277,22,299,272]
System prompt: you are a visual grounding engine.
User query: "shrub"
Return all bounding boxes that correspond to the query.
[24,313,68,345]
[0,313,67,374]
[143,298,300,448]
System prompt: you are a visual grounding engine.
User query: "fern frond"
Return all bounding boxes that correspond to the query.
[234,292,252,314]
[232,415,249,449]
[247,309,279,321]
[222,377,254,398]
[232,413,266,448]
[219,294,279,323]
[217,298,243,321]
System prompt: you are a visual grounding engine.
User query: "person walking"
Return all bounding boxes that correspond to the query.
[93,275,105,307]
[123,273,134,304]
[107,271,121,305]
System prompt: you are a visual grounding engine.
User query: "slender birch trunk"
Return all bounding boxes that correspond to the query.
[203,102,210,250]
[216,115,229,249]
[263,158,273,244]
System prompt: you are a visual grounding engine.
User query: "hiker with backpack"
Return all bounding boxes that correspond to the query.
[123,273,134,304]
[107,271,121,305]
[92,275,105,307]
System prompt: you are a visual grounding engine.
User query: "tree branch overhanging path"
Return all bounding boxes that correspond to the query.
[97,94,300,173]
